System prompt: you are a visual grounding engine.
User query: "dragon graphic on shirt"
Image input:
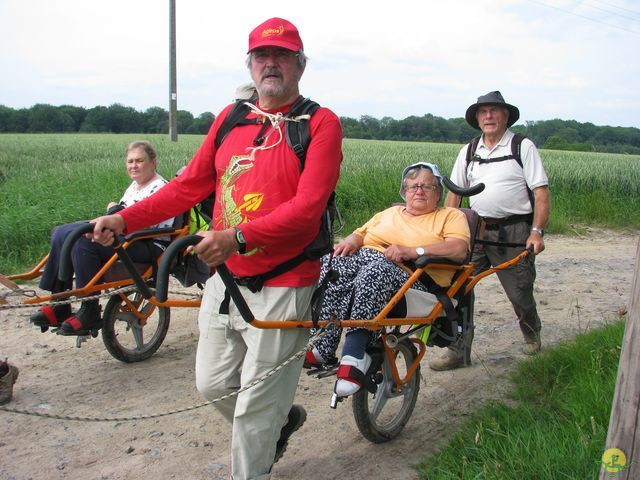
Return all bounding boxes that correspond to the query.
[219,154,264,255]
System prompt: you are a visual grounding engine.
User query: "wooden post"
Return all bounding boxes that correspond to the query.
[600,238,640,479]
[169,0,178,142]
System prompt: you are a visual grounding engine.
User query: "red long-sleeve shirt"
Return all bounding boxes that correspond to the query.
[119,99,343,287]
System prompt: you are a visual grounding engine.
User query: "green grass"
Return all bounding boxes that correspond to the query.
[417,319,625,480]
[1,134,639,273]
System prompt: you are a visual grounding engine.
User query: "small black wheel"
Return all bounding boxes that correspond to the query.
[101,289,170,363]
[351,338,420,443]
[459,290,475,366]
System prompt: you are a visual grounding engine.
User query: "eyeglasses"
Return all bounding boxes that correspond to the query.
[405,184,439,193]
[251,48,298,64]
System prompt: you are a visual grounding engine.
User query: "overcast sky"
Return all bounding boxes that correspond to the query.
[1,0,639,128]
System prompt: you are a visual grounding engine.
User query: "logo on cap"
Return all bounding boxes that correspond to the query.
[262,25,285,38]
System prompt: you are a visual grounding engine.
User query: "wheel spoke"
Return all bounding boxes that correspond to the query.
[130,322,145,350]
[369,387,389,421]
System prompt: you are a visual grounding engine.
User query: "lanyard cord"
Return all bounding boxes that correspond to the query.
[242,101,311,160]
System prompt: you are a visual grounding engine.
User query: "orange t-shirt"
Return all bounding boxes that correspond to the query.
[354,206,470,286]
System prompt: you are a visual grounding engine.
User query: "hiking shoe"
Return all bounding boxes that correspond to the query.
[58,300,102,335]
[0,361,19,405]
[429,348,465,371]
[522,336,541,355]
[30,304,72,328]
[274,404,307,463]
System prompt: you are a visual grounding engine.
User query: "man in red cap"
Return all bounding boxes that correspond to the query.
[430,91,550,371]
[91,17,343,479]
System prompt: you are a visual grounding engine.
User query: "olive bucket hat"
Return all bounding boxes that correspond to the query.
[465,91,520,130]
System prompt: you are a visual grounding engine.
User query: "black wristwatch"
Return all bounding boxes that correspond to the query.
[235,227,247,254]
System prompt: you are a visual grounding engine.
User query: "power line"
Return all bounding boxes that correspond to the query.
[581,0,640,22]
[525,0,640,36]
[589,0,640,19]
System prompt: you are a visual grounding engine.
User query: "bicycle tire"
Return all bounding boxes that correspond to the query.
[352,338,420,443]
[101,290,170,363]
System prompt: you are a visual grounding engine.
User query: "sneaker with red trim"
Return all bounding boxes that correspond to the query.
[335,353,372,397]
[303,348,326,369]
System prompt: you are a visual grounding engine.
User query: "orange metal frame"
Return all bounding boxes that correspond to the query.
[6,228,530,394]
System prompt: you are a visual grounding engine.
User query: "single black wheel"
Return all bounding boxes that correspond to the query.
[459,290,475,366]
[101,290,170,363]
[352,338,420,443]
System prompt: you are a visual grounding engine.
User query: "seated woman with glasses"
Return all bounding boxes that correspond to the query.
[306,162,471,397]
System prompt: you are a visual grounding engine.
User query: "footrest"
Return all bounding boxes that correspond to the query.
[306,364,338,378]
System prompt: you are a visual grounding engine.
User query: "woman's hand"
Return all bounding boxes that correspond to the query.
[333,233,363,256]
[384,244,415,263]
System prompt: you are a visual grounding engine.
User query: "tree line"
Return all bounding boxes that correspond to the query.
[1,103,639,154]
[0,103,214,135]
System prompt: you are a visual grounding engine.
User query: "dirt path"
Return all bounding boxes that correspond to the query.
[1,229,638,480]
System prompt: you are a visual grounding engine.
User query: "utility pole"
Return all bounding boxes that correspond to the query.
[169,0,177,141]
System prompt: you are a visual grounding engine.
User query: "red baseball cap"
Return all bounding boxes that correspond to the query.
[247,17,303,53]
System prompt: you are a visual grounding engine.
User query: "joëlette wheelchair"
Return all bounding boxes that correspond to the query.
[147,178,530,444]
[4,210,205,363]
[3,179,530,442]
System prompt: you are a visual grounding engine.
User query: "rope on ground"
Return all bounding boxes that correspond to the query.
[0,325,337,422]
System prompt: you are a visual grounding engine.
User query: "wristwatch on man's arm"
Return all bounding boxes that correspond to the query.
[234,227,247,254]
[530,226,544,237]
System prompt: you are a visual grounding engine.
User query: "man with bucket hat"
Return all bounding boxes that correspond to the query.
[91,17,342,479]
[430,91,550,371]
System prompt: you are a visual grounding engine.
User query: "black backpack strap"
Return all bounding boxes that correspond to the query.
[510,134,535,209]
[285,97,320,169]
[214,101,262,149]
[511,133,525,168]
[464,136,482,170]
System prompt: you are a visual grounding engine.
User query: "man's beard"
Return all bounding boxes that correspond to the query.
[256,83,287,98]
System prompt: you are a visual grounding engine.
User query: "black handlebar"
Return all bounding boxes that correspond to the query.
[59,222,94,283]
[442,177,485,197]
[155,235,255,323]
[156,235,201,301]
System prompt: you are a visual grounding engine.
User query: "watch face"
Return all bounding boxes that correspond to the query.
[416,247,425,256]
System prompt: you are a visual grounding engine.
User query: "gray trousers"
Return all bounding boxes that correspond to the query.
[195,274,313,479]
[472,219,541,340]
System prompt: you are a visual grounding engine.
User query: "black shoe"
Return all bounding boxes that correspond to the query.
[30,304,71,328]
[274,404,307,464]
[58,300,102,335]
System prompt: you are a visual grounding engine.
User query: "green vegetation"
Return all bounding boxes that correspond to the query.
[1,134,639,273]
[417,319,625,480]
[3,103,640,153]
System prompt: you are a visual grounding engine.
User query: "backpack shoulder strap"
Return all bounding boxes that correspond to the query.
[285,97,320,170]
[214,101,258,149]
[511,133,526,169]
[465,136,482,170]
[510,133,535,209]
